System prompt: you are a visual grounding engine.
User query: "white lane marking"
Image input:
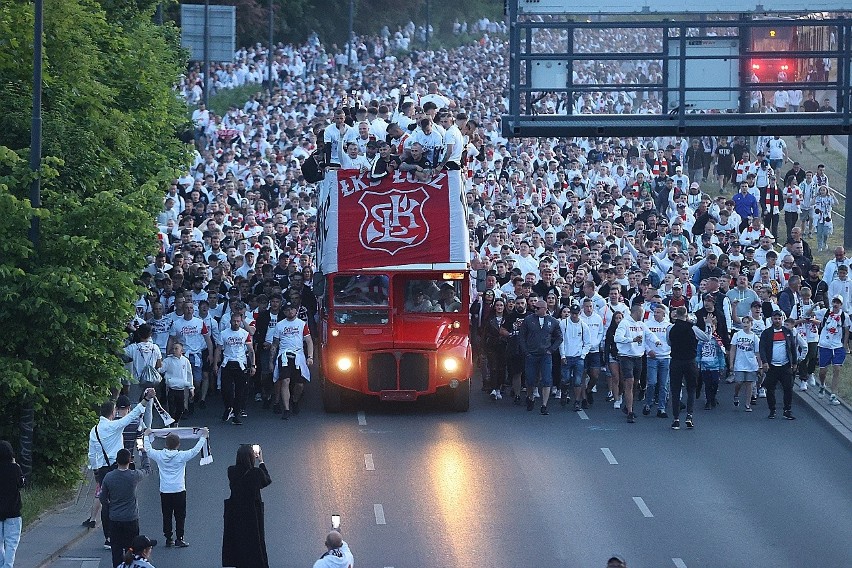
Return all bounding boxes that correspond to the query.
[365,453,375,470]
[357,411,367,425]
[578,410,589,420]
[374,503,386,525]
[601,447,618,464]
[672,559,688,568]
[632,496,654,517]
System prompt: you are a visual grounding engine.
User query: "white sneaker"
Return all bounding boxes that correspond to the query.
[808,374,817,387]
[818,386,825,398]
[613,400,621,409]
[799,381,808,391]
[490,389,498,400]
[554,389,562,399]
[591,385,598,393]
[533,387,541,399]
[495,391,503,400]
[758,388,767,398]
[254,393,262,402]
[830,394,841,406]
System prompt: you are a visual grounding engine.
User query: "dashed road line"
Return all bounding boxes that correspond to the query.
[601,447,618,464]
[357,411,367,425]
[632,496,654,517]
[365,453,375,470]
[672,558,688,568]
[374,503,386,525]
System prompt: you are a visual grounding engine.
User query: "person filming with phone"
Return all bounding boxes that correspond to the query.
[313,521,354,568]
[222,444,271,568]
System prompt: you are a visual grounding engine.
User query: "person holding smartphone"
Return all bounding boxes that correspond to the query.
[222,444,272,568]
[313,526,354,568]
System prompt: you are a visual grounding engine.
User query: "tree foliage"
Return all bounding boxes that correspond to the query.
[0,0,189,486]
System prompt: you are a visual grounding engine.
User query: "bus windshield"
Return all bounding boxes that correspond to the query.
[332,275,390,325]
[403,279,463,313]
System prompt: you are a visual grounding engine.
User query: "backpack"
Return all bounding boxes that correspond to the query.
[300,150,325,183]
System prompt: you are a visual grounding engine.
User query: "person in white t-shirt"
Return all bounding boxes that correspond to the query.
[729,315,762,412]
[817,296,850,405]
[269,301,314,420]
[216,312,255,425]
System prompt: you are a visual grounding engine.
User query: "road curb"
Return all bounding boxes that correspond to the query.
[794,386,852,446]
[18,474,101,568]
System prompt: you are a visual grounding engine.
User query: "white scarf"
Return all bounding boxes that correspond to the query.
[148,427,213,466]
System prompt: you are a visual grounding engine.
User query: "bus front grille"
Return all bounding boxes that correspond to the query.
[367,353,397,392]
[399,353,429,391]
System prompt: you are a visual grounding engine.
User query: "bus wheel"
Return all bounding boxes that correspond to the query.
[323,378,343,413]
[451,378,470,412]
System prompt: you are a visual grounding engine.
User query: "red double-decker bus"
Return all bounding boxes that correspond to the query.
[315,169,473,412]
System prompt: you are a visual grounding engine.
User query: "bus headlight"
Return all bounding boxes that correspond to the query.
[331,329,340,337]
[442,357,459,373]
[336,356,354,372]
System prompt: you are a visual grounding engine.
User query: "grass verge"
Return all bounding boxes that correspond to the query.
[189,84,264,118]
[21,484,74,529]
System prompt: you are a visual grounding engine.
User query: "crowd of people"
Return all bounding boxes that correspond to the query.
[74,22,852,567]
[167,22,849,428]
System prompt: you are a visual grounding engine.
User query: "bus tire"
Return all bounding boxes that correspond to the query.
[323,378,343,413]
[451,378,470,412]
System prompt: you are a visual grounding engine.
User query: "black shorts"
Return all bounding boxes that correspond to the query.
[277,354,307,384]
[201,348,212,372]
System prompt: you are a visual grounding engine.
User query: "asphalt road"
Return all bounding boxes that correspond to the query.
[48,380,852,568]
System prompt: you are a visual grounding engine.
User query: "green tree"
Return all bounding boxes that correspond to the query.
[0,0,189,486]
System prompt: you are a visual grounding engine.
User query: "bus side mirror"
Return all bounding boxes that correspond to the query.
[475,269,487,293]
[313,271,325,297]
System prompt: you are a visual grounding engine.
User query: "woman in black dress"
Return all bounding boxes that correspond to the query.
[222,444,272,568]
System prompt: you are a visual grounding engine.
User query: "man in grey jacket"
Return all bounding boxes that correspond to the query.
[519,300,563,415]
[101,448,150,567]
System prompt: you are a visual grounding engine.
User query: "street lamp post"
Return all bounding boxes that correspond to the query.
[347,0,354,68]
[268,0,274,95]
[203,0,209,108]
[22,0,44,484]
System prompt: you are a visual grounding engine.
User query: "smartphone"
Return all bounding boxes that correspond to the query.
[252,444,261,456]
[136,437,144,451]
[331,514,341,530]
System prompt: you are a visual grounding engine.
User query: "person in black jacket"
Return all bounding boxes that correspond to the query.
[222,444,272,568]
[667,307,712,430]
[758,310,798,420]
[253,294,285,411]
[519,300,563,415]
[0,440,24,568]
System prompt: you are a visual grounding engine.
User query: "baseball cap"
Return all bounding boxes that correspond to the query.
[833,295,844,304]
[283,300,296,309]
[810,264,821,271]
[116,395,132,409]
[690,182,700,189]
[130,535,157,551]
[569,304,581,313]
[745,246,756,253]
[672,282,683,289]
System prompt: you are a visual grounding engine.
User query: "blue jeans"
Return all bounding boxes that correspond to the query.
[561,356,585,388]
[645,357,670,409]
[1,516,22,568]
[525,353,553,389]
